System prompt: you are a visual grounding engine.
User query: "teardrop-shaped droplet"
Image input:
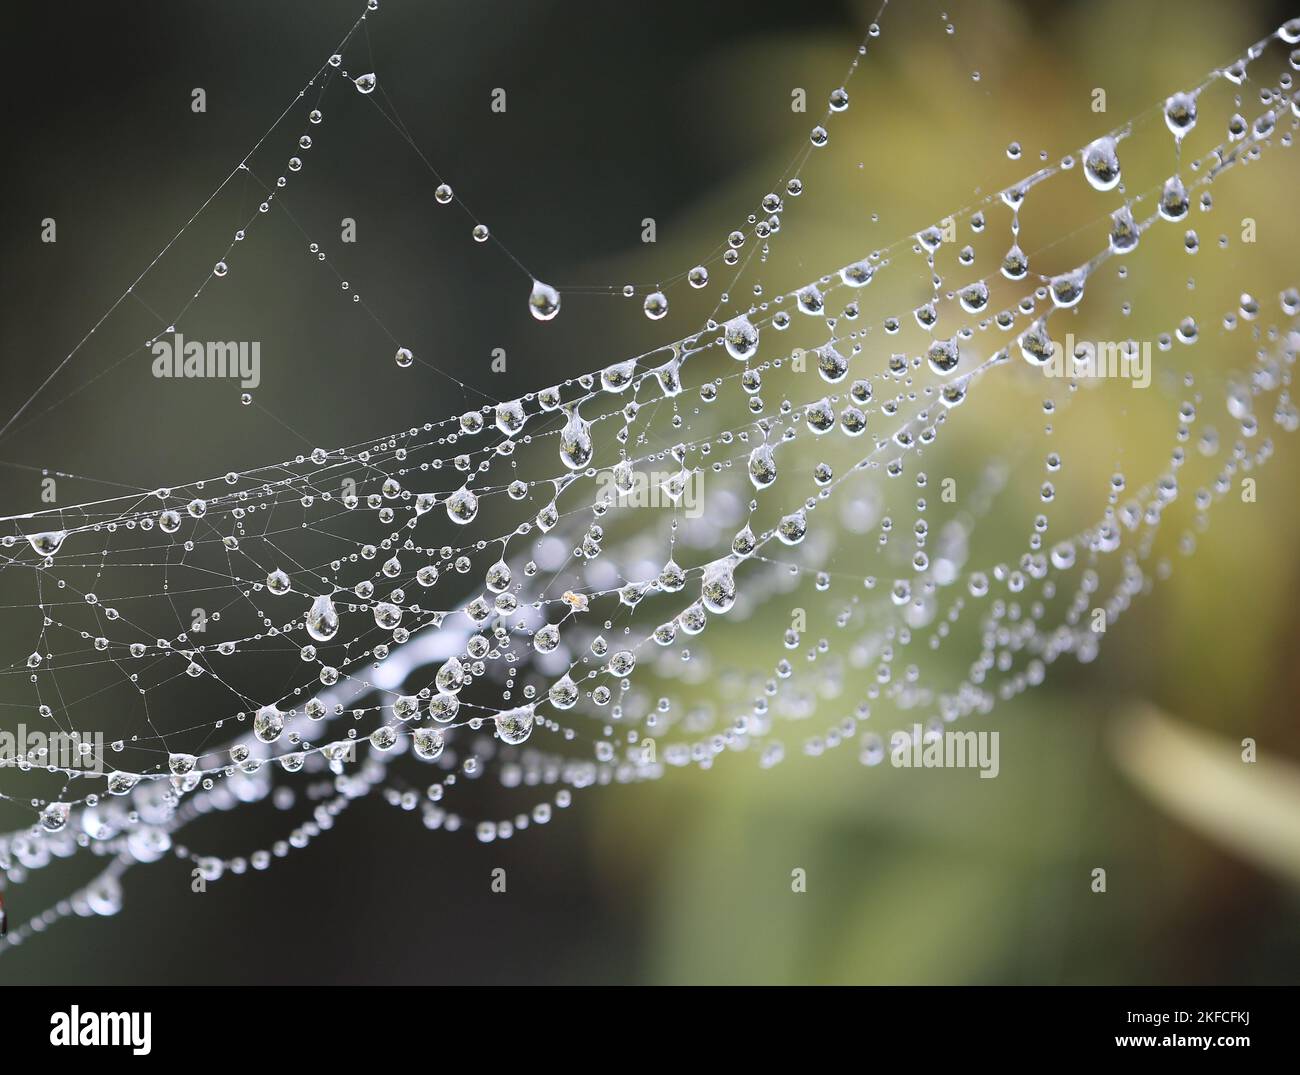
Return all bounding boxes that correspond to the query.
[777,510,808,546]
[958,281,989,313]
[927,338,961,374]
[1083,136,1121,192]
[732,525,757,558]
[816,343,849,383]
[410,727,444,761]
[1049,269,1087,309]
[1164,91,1198,139]
[254,704,285,744]
[701,559,737,614]
[306,594,339,641]
[723,316,759,360]
[373,601,402,629]
[1001,244,1029,280]
[495,705,535,745]
[653,356,682,396]
[534,623,561,654]
[1159,174,1189,221]
[435,656,465,694]
[549,674,579,710]
[528,279,561,321]
[445,486,479,524]
[559,409,593,470]
[429,692,460,722]
[1109,205,1141,253]
[495,399,526,436]
[600,360,637,393]
[796,284,825,315]
[748,443,778,489]
[1018,319,1056,365]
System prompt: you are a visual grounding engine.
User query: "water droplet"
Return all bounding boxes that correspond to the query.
[549,674,579,709]
[27,531,67,556]
[445,486,479,524]
[1164,91,1198,139]
[701,559,737,614]
[1159,175,1189,221]
[374,602,402,629]
[1083,137,1121,191]
[643,292,669,320]
[559,409,593,469]
[529,279,561,321]
[841,261,875,287]
[496,705,534,745]
[927,337,961,373]
[748,443,778,488]
[413,727,445,760]
[1109,205,1141,253]
[306,595,339,641]
[254,704,284,743]
[723,316,759,360]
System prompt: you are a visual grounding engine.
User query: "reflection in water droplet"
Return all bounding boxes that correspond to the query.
[529,279,561,320]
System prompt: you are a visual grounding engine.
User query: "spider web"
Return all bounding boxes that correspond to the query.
[1,1,1298,947]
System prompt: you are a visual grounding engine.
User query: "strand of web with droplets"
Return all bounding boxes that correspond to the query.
[2,19,1290,534]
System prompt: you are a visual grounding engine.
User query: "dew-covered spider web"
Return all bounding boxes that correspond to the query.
[2,1,1299,948]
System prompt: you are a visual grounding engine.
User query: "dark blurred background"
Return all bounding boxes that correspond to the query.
[1,0,1298,984]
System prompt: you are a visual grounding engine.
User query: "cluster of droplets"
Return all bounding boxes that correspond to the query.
[2,10,1300,951]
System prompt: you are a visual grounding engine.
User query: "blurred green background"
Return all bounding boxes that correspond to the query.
[0,0,1298,984]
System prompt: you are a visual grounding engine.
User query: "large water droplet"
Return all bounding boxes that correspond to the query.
[27,530,66,556]
[701,559,737,614]
[724,316,759,360]
[816,343,849,383]
[1083,137,1121,191]
[748,443,778,488]
[306,595,339,641]
[495,399,526,436]
[1049,269,1086,309]
[1159,175,1189,221]
[1164,91,1198,139]
[549,674,579,710]
[374,602,402,629]
[559,409,593,470]
[529,279,561,321]
[1109,205,1141,253]
[927,338,961,374]
[534,623,560,654]
[495,705,534,745]
[254,704,284,744]
[643,292,669,320]
[445,485,478,524]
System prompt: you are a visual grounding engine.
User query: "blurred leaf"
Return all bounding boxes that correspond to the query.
[1111,706,1300,887]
